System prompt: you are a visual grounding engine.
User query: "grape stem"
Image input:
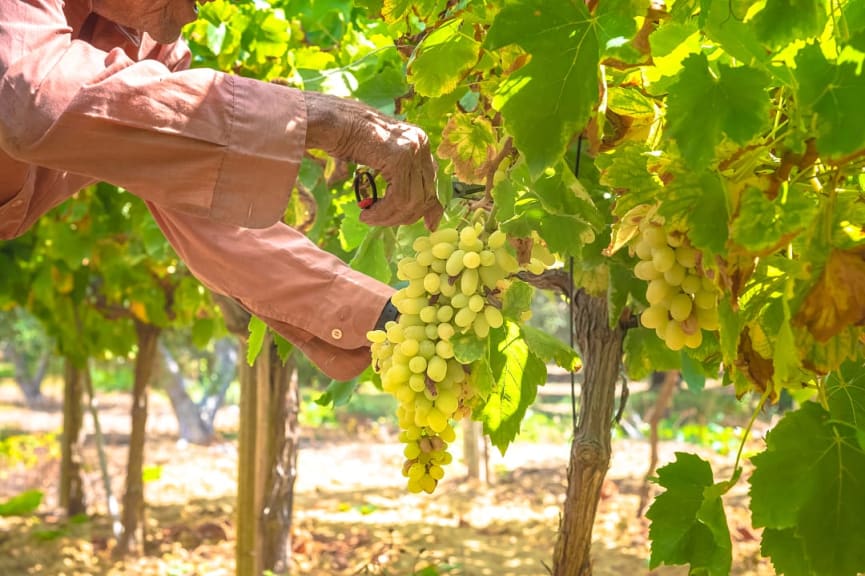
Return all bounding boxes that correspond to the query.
[723,387,770,495]
[473,137,514,209]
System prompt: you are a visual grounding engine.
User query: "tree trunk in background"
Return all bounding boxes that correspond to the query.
[637,370,679,516]
[157,342,213,445]
[6,343,49,406]
[60,359,86,517]
[116,322,160,557]
[462,420,490,484]
[214,295,299,576]
[261,350,299,574]
[552,291,627,576]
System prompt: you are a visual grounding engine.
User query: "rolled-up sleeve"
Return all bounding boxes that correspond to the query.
[0,0,305,229]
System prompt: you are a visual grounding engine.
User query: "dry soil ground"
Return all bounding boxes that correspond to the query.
[0,383,776,576]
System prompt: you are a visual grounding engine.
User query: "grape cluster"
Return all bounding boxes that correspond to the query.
[367,223,520,494]
[632,220,720,350]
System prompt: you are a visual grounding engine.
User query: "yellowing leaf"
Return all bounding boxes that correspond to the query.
[437,114,497,184]
[408,19,480,98]
[795,248,865,342]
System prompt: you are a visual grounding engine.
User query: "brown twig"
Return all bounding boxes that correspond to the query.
[475,137,514,208]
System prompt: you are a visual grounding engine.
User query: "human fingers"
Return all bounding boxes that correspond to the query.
[359,166,416,228]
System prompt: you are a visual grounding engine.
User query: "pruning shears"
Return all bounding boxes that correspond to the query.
[353,166,487,210]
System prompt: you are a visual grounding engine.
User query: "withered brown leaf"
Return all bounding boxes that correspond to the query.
[795,247,865,342]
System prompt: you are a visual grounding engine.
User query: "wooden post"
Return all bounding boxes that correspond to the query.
[116,322,160,557]
[60,358,86,517]
[236,332,270,576]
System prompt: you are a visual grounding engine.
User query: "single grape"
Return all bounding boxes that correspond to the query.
[427,356,447,382]
[664,263,686,287]
[664,321,686,351]
[652,246,676,273]
[634,260,661,281]
[463,251,481,270]
[640,304,669,330]
[669,293,693,322]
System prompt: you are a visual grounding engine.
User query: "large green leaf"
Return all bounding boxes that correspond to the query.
[646,453,732,575]
[408,19,480,98]
[665,54,771,170]
[749,402,865,576]
[795,43,865,157]
[731,185,819,252]
[521,324,580,372]
[826,360,865,448]
[751,0,827,49]
[480,321,546,453]
[760,528,811,576]
[486,0,600,174]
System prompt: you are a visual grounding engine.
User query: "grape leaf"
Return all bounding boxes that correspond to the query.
[702,0,770,68]
[437,114,497,184]
[349,229,392,284]
[408,19,480,98]
[761,528,811,576]
[274,334,293,365]
[623,327,681,380]
[471,357,496,402]
[751,0,827,49]
[315,379,357,407]
[247,316,268,366]
[501,280,533,319]
[598,142,664,216]
[665,54,771,170]
[749,402,865,576]
[382,0,439,23]
[795,43,865,157]
[680,351,706,392]
[486,0,600,175]
[731,185,819,252]
[480,321,546,454]
[675,172,730,258]
[452,332,487,364]
[521,324,580,372]
[793,247,865,342]
[606,260,641,329]
[339,202,371,252]
[826,360,865,445]
[646,452,732,576]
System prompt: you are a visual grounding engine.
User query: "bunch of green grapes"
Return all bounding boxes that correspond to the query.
[632,219,720,350]
[367,222,521,494]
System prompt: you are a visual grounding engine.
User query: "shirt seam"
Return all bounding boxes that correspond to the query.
[211,74,237,221]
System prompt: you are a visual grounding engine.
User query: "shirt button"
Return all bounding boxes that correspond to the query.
[331,328,343,340]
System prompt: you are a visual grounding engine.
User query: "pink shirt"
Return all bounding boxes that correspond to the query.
[0,0,393,379]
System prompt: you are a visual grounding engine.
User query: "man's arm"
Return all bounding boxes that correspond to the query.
[147,203,394,380]
[0,0,305,229]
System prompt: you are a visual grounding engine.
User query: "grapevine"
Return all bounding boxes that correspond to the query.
[367,220,536,493]
[630,208,720,351]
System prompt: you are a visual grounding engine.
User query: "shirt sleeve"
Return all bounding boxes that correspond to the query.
[0,0,306,229]
[147,202,395,381]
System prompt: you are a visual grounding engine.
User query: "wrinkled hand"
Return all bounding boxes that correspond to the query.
[304,92,443,230]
